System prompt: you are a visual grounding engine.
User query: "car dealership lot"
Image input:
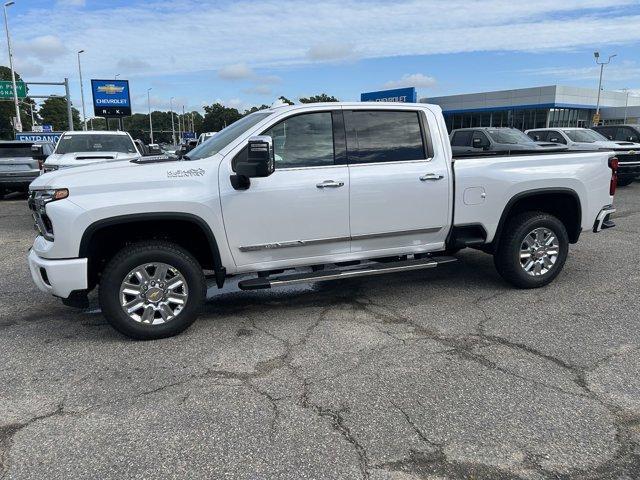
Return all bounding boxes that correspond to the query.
[1,187,639,479]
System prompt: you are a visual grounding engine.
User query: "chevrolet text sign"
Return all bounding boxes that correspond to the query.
[361,87,417,103]
[91,79,132,117]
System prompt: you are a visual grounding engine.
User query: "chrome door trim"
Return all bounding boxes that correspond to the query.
[238,227,442,252]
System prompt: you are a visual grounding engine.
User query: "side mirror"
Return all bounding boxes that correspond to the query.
[231,136,275,190]
[236,136,275,178]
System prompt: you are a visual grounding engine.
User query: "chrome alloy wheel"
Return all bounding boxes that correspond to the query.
[519,227,560,277]
[119,263,188,325]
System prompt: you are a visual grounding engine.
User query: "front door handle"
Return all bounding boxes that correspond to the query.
[419,173,444,181]
[316,180,345,188]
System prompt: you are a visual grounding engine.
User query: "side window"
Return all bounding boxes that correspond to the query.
[263,112,334,168]
[597,127,615,140]
[346,110,426,163]
[548,131,566,144]
[471,131,489,148]
[451,131,472,147]
[529,131,548,142]
[618,127,640,143]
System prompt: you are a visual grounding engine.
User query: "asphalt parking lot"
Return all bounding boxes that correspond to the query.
[1,186,639,480]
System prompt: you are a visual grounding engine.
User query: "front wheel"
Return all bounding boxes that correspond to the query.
[494,212,569,289]
[99,241,206,340]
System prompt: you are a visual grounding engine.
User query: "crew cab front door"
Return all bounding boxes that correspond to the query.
[345,109,450,253]
[219,110,350,270]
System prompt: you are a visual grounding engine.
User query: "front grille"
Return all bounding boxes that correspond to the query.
[615,152,640,164]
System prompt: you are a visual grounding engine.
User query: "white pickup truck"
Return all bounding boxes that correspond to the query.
[27,102,618,339]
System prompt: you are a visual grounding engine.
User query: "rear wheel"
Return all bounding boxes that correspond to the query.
[494,212,569,289]
[99,241,206,340]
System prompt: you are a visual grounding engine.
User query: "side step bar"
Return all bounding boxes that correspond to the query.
[238,256,457,290]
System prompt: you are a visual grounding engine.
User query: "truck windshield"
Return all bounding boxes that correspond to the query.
[486,129,535,145]
[563,129,607,143]
[186,112,272,160]
[55,134,137,154]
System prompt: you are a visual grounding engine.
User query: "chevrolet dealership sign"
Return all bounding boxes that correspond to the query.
[91,79,132,117]
[361,87,417,103]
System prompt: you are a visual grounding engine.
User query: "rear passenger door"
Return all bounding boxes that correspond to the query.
[345,109,450,254]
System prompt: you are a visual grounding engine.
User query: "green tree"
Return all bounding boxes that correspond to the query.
[39,97,81,131]
[299,93,339,103]
[0,66,35,139]
[277,96,294,105]
[202,103,242,132]
[243,104,270,115]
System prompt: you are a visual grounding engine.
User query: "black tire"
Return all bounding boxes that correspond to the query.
[99,241,206,340]
[617,178,634,187]
[494,211,569,289]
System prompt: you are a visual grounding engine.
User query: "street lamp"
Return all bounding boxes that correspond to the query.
[147,88,154,144]
[3,1,22,132]
[622,88,630,123]
[593,51,617,122]
[77,50,87,130]
[170,96,176,146]
[115,73,120,80]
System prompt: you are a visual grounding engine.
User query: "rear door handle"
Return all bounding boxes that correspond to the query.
[316,180,344,188]
[420,173,444,181]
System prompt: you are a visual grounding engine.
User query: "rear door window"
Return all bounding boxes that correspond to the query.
[345,110,427,164]
[617,127,640,143]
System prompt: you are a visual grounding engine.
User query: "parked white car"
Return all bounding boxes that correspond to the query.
[28,102,618,339]
[42,130,140,172]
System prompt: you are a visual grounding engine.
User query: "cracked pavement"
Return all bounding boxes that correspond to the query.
[1,184,640,479]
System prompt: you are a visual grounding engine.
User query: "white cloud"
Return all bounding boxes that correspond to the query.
[522,61,640,82]
[117,58,152,72]
[307,43,355,61]
[15,35,67,63]
[15,0,640,84]
[217,63,254,80]
[384,73,436,89]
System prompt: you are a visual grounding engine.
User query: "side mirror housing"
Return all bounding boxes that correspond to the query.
[235,136,275,178]
[231,136,275,191]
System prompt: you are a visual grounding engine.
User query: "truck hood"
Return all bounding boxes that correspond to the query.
[44,151,140,168]
[30,154,218,192]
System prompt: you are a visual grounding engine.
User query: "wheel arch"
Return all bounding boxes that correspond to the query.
[79,212,225,289]
[492,188,582,251]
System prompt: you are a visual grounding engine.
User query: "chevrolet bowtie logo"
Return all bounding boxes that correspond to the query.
[97,84,125,95]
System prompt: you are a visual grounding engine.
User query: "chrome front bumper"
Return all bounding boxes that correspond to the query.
[593,205,616,233]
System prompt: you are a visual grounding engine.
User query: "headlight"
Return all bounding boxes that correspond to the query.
[27,189,69,241]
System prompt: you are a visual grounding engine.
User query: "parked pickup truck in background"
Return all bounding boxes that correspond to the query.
[526,127,640,186]
[40,130,140,172]
[450,127,567,155]
[27,102,619,339]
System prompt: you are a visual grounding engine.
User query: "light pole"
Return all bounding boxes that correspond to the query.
[170,96,176,146]
[594,51,616,122]
[77,49,87,130]
[3,1,21,132]
[622,88,630,123]
[147,88,154,144]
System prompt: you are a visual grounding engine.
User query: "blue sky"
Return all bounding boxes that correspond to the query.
[4,0,640,115]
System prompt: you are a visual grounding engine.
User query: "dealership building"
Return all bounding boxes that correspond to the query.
[422,85,640,132]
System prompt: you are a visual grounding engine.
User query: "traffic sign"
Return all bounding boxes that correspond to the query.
[0,81,26,99]
[592,113,601,125]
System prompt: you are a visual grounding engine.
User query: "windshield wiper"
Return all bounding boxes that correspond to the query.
[183,155,191,160]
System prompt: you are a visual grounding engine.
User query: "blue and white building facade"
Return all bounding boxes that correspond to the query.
[422,85,640,132]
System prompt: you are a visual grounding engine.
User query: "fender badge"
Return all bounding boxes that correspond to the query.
[167,168,205,178]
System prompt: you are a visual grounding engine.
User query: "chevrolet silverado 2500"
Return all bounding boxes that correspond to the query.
[27,102,618,339]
